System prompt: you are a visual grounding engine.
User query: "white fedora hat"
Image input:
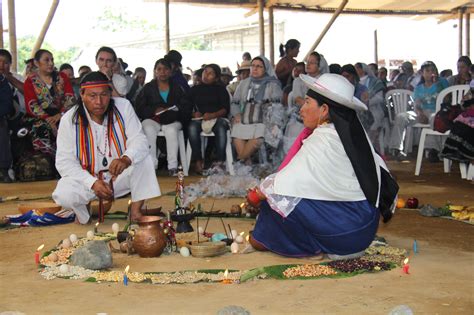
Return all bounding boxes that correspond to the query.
[300,73,367,111]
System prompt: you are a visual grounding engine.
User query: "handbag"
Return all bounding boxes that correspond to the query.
[433,103,462,133]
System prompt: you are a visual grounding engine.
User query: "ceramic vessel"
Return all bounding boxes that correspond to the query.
[132,216,166,257]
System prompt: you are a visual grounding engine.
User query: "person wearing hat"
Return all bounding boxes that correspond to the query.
[227,60,251,96]
[52,71,161,224]
[187,63,230,174]
[389,61,449,161]
[393,61,420,91]
[220,66,234,86]
[164,49,190,92]
[245,73,398,258]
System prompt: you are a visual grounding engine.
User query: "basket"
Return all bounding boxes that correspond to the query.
[189,241,227,258]
[88,200,113,216]
[18,202,62,215]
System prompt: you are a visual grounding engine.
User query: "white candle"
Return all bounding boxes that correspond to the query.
[230,242,239,254]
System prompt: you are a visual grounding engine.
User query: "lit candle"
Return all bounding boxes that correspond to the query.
[123,265,130,286]
[94,222,99,234]
[402,258,410,274]
[221,269,232,284]
[35,244,45,265]
[245,234,250,243]
[127,200,132,225]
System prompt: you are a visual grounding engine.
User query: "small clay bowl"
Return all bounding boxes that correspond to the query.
[117,231,130,243]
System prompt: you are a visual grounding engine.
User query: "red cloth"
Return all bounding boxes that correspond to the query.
[278,127,313,171]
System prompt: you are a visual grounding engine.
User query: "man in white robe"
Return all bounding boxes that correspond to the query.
[52,71,161,224]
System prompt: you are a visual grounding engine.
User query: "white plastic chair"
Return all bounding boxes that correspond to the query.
[414,84,470,176]
[185,130,235,175]
[157,130,188,176]
[385,89,414,154]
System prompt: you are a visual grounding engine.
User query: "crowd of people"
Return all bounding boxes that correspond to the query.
[0,41,473,184]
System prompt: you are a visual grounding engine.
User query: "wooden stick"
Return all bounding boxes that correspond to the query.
[220,218,228,238]
[203,216,210,234]
[228,224,233,241]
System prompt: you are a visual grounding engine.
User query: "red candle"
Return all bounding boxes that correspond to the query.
[402,258,410,274]
[35,244,45,265]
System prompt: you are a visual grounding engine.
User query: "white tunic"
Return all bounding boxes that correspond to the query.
[52,97,161,223]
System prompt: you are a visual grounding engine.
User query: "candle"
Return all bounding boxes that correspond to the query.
[94,222,99,234]
[221,269,232,284]
[413,240,418,254]
[402,258,410,274]
[245,234,250,243]
[35,244,45,264]
[127,200,132,225]
[123,265,130,286]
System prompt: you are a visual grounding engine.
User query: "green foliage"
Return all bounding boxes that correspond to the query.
[176,37,211,51]
[94,6,160,33]
[6,35,80,73]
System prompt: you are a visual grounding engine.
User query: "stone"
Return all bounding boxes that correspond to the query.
[217,305,251,315]
[419,204,442,217]
[69,240,112,270]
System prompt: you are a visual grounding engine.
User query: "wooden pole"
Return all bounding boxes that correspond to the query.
[7,0,17,72]
[0,0,4,49]
[466,13,470,57]
[31,0,60,58]
[305,0,348,61]
[268,6,274,66]
[459,8,463,58]
[374,29,378,64]
[165,0,170,53]
[258,0,264,56]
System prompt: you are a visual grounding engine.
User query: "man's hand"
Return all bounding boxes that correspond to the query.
[109,156,132,179]
[92,179,113,200]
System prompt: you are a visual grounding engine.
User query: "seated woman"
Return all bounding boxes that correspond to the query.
[389,61,449,161]
[230,56,284,164]
[187,64,230,174]
[24,49,76,156]
[135,58,190,176]
[248,74,398,258]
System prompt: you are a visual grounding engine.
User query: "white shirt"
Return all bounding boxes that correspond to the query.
[56,97,150,190]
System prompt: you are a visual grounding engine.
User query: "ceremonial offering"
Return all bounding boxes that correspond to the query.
[132,216,166,258]
[35,244,45,264]
[189,241,226,258]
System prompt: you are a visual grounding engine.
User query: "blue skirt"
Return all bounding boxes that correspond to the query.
[252,199,379,257]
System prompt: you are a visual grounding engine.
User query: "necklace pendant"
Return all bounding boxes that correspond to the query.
[102,157,108,167]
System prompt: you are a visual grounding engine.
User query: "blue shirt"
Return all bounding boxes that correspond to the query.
[159,90,169,103]
[413,78,449,112]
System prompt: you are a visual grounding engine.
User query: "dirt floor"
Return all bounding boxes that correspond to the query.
[0,159,473,314]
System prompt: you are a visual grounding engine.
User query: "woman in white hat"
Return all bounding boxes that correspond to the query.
[247,73,398,258]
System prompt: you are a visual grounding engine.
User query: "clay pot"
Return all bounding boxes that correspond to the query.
[132,216,166,258]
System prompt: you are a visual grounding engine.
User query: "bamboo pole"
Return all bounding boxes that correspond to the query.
[374,29,378,64]
[165,0,170,53]
[459,8,463,58]
[304,0,348,61]
[0,0,4,48]
[268,6,274,66]
[466,13,470,57]
[31,0,60,58]
[7,0,17,72]
[258,0,264,56]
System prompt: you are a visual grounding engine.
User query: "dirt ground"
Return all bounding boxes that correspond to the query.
[0,159,473,314]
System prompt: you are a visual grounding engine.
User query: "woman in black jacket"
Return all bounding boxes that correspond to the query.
[135,58,191,176]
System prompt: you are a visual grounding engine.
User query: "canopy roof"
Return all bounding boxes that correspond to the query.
[145,0,474,20]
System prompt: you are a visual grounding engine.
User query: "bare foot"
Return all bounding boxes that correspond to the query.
[130,200,145,222]
[240,244,256,254]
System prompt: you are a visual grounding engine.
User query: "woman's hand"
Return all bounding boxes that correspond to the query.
[109,156,132,179]
[203,112,215,121]
[193,111,203,119]
[232,114,241,124]
[45,113,61,128]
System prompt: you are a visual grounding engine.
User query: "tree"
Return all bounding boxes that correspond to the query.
[7,35,80,73]
[94,6,161,33]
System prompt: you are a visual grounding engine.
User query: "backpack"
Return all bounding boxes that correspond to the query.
[15,153,56,182]
[433,103,462,133]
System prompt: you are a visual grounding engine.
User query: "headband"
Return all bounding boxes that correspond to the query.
[80,80,111,89]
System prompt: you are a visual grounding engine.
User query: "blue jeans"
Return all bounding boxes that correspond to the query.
[188,118,229,162]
